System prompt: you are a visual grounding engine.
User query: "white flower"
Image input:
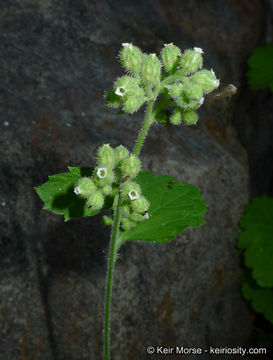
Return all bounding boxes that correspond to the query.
[128,189,139,201]
[97,167,107,179]
[122,43,133,49]
[194,47,204,54]
[115,86,127,97]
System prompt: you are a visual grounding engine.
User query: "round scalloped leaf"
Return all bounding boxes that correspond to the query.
[34,167,114,221]
[242,270,273,325]
[119,171,206,243]
[247,45,273,91]
[238,196,273,287]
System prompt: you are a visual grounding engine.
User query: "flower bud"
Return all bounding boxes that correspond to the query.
[115,76,140,97]
[87,191,104,210]
[175,92,203,111]
[129,212,146,222]
[166,83,184,98]
[179,47,203,75]
[191,69,220,93]
[115,145,129,164]
[121,204,131,216]
[121,181,141,201]
[101,185,112,196]
[160,43,181,73]
[74,177,97,198]
[121,218,136,231]
[184,83,203,101]
[170,108,182,125]
[120,155,141,179]
[105,88,123,108]
[183,111,199,126]
[94,167,115,186]
[141,54,161,84]
[131,196,149,213]
[120,43,143,76]
[97,144,115,168]
[102,215,114,226]
[122,96,146,114]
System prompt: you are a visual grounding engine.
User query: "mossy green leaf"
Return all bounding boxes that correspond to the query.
[119,171,206,243]
[238,196,273,287]
[34,167,114,221]
[247,45,273,91]
[242,269,273,325]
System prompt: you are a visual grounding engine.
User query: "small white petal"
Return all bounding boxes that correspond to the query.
[144,212,149,219]
[115,86,127,97]
[199,97,204,105]
[74,187,81,195]
[194,47,204,54]
[122,43,132,49]
[129,190,139,201]
[97,167,107,179]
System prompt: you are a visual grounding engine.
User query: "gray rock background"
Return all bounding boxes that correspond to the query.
[0,0,272,359]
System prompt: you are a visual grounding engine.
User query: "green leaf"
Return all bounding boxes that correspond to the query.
[119,171,206,243]
[242,269,273,325]
[154,108,172,124]
[247,45,273,91]
[238,196,273,287]
[35,167,114,221]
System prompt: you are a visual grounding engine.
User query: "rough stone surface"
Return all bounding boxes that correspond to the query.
[0,0,268,359]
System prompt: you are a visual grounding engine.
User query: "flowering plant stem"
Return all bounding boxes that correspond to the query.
[34,43,219,360]
[104,100,155,360]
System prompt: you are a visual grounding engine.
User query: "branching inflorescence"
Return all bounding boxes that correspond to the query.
[73,43,219,234]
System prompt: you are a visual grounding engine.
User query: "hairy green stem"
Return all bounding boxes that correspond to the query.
[133,101,155,156]
[104,85,161,360]
[104,194,121,360]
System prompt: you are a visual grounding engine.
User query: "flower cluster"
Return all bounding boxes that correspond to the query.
[105,43,220,126]
[74,144,150,230]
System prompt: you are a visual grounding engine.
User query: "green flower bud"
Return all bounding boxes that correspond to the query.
[129,212,146,222]
[115,145,129,164]
[102,215,114,226]
[121,204,131,216]
[170,108,182,125]
[166,83,184,98]
[121,217,136,231]
[94,166,115,186]
[160,43,181,73]
[97,144,115,168]
[105,88,123,108]
[74,177,97,198]
[141,54,161,84]
[101,185,112,195]
[87,191,104,210]
[183,111,199,125]
[131,196,150,213]
[121,181,141,201]
[115,76,140,97]
[184,83,203,101]
[175,92,204,111]
[122,95,146,114]
[120,155,141,179]
[179,47,203,75]
[120,43,143,76]
[190,69,220,93]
